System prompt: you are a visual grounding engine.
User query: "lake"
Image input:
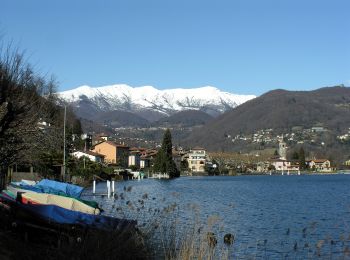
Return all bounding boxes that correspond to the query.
[82,174,350,259]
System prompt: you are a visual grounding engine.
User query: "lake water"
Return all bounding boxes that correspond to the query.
[82,175,350,259]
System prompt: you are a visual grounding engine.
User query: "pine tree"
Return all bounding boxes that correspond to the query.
[153,129,179,178]
[292,151,299,160]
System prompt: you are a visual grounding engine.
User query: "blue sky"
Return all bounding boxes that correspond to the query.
[0,0,349,95]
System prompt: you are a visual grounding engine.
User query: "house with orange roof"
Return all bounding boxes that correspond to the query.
[91,141,129,166]
[306,159,333,172]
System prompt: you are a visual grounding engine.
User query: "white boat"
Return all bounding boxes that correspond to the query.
[151,173,169,179]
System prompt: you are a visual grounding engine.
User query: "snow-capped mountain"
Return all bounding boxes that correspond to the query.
[58,84,256,119]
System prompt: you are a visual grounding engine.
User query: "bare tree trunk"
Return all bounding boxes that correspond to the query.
[0,166,7,191]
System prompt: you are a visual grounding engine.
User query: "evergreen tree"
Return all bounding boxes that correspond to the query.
[153,129,179,178]
[153,149,166,173]
[292,151,299,160]
[299,147,306,169]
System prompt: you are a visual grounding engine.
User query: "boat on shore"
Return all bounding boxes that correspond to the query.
[0,179,136,231]
[20,192,100,215]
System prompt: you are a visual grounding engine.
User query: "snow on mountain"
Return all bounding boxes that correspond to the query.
[58,84,256,116]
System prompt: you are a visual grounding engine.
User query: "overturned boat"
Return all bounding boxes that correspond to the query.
[0,179,136,231]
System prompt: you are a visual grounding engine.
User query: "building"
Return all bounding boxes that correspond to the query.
[307,159,332,172]
[91,141,129,166]
[128,151,141,168]
[271,159,290,171]
[311,126,326,133]
[92,134,110,146]
[278,139,287,160]
[255,161,270,173]
[345,159,350,166]
[140,149,158,169]
[270,159,300,172]
[71,151,104,163]
[187,147,206,173]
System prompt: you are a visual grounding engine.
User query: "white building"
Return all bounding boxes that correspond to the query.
[271,159,290,171]
[187,147,206,173]
[128,152,141,168]
[71,151,104,163]
[307,159,333,172]
[270,159,300,172]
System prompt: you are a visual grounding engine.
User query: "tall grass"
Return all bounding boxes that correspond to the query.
[102,184,350,259]
[106,186,233,259]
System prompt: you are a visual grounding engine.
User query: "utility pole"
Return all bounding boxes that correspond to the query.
[62,105,66,182]
[83,137,86,169]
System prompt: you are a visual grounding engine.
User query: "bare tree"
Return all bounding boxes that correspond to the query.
[0,45,60,186]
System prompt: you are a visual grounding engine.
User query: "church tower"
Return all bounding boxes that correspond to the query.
[278,136,287,160]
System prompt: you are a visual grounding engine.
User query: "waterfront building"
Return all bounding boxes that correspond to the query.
[91,141,129,166]
[128,151,141,168]
[270,159,300,172]
[187,147,206,173]
[306,159,333,172]
[270,159,289,171]
[140,149,158,169]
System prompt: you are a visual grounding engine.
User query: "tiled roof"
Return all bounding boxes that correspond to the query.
[130,147,146,152]
[91,140,130,150]
[191,147,205,150]
[85,151,105,157]
[313,159,329,163]
[75,150,105,157]
[97,140,129,148]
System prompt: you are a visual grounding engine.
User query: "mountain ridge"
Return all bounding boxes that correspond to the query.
[187,85,350,152]
[57,84,256,117]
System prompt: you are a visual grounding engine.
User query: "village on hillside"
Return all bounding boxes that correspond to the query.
[66,130,341,179]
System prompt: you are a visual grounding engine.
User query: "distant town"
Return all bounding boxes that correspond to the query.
[65,126,346,180]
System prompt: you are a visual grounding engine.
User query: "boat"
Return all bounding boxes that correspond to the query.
[0,179,136,231]
[20,192,100,215]
[0,192,136,231]
[10,179,83,198]
[7,181,100,210]
[36,179,84,198]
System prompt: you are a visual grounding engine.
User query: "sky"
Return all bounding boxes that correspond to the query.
[0,0,349,95]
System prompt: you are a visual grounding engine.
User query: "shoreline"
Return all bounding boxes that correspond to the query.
[177,171,342,178]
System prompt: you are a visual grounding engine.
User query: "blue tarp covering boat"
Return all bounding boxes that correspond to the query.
[0,179,136,231]
[8,183,70,197]
[0,192,136,230]
[36,179,84,198]
[8,182,99,209]
[8,179,99,209]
